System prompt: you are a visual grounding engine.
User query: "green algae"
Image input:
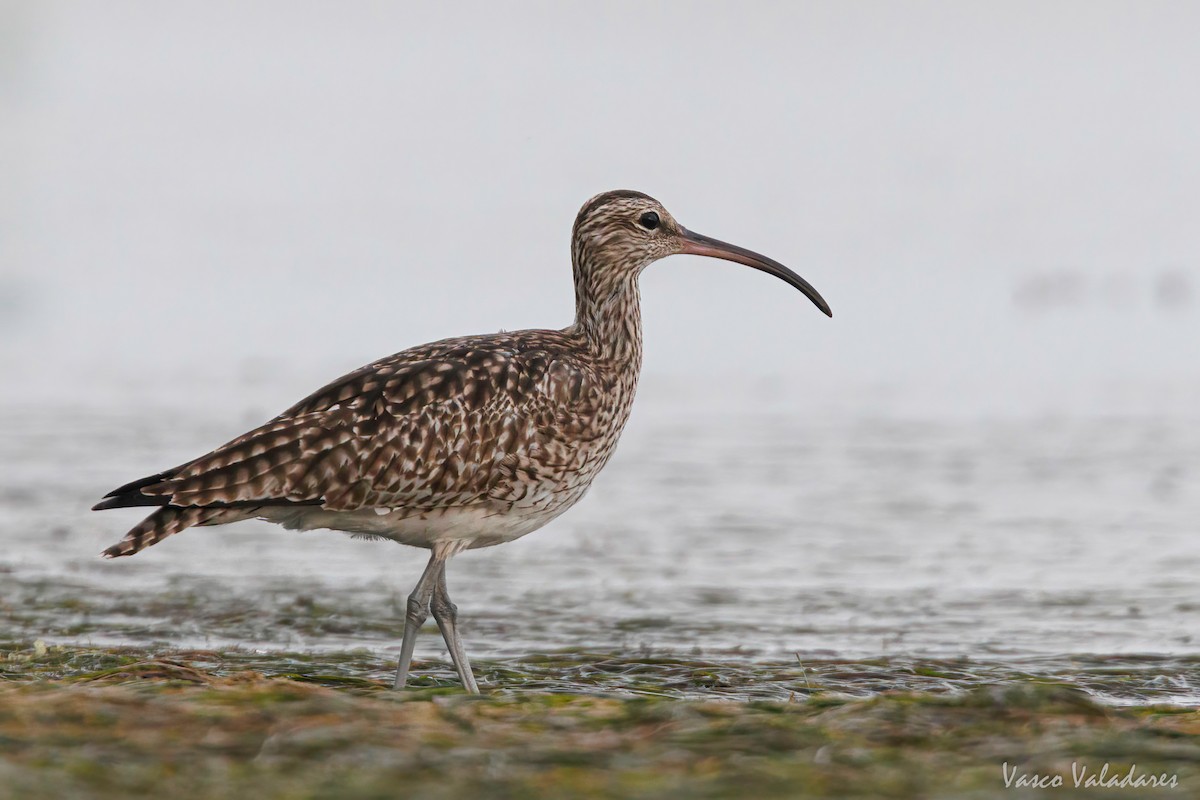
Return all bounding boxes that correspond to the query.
[0,642,1197,799]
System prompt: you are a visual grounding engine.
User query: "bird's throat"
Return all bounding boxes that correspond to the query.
[572,273,644,372]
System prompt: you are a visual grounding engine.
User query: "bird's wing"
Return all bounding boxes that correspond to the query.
[100,332,603,514]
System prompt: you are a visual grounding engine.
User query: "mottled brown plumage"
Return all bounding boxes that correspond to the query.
[93,189,831,692]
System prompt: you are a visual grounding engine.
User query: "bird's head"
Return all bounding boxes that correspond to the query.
[571,189,832,317]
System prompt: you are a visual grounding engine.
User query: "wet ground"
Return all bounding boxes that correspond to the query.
[3,375,1197,669]
[1,373,1198,796]
[1,642,1198,799]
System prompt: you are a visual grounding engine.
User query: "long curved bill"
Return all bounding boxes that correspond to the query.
[679,228,832,317]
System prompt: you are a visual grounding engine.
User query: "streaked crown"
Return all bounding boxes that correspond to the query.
[571,190,683,279]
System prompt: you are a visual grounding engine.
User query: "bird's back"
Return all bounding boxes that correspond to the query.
[97,327,639,556]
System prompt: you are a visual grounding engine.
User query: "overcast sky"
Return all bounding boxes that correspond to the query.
[2,1,1198,415]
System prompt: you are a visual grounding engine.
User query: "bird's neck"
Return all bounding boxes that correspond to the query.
[570,263,644,372]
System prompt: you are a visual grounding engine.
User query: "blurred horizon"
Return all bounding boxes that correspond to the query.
[2,1,1199,418]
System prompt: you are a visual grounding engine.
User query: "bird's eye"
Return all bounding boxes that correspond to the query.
[639,211,660,230]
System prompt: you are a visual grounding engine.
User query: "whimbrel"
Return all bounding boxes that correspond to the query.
[93,190,832,693]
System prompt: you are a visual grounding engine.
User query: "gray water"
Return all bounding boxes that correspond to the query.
[2,370,1196,686]
[1,2,1198,703]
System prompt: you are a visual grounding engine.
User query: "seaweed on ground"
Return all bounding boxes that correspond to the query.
[0,642,1197,799]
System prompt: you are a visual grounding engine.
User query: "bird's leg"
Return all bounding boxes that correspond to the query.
[393,551,445,690]
[430,561,480,694]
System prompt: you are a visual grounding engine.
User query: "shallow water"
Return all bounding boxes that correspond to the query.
[1,371,1197,702]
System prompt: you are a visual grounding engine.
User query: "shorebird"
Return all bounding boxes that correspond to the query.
[93,190,831,693]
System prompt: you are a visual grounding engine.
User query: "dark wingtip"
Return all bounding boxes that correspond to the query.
[92,471,176,511]
[92,493,165,511]
[97,472,173,501]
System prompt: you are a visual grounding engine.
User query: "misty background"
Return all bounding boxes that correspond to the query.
[2,1,1197,414]
[0,2,1196,662]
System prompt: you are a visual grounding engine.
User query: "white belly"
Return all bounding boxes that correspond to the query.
[257,496,578,550]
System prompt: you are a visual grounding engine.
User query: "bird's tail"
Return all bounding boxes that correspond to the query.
[102,506,219,558]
